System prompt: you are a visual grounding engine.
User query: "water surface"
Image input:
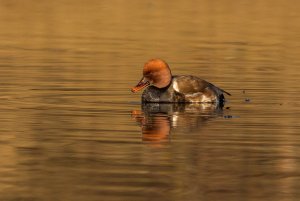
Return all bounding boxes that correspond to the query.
[0,1,300,201]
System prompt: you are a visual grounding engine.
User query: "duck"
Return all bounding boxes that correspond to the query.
[131,59,231,103]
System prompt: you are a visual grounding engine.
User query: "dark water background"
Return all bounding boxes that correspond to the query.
[0,0,300,200]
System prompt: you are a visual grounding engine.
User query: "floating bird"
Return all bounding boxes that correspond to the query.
[131,59,231,103]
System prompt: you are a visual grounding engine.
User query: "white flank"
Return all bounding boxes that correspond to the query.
[173,80,180,92]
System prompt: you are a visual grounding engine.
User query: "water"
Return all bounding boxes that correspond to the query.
[0,0,300,200]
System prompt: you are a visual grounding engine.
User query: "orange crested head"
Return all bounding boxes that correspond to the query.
[131,59,172,93]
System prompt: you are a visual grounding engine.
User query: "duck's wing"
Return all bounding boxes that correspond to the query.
[173,75,230,102]
[173,75,208,94]
[173,75,229,94]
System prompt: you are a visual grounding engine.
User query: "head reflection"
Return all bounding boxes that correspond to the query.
[132,103,224,145]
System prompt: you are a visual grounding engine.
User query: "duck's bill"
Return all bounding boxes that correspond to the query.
[131,78,150,93]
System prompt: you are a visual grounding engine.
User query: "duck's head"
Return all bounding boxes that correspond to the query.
[131,59,172,93]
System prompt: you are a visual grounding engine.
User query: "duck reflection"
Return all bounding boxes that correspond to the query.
[132,103,224,144]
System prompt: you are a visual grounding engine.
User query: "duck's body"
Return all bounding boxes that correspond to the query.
[142,75,229,103]
[131,59,230,103]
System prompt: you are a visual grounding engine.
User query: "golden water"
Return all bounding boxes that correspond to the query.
[0,0,300,200]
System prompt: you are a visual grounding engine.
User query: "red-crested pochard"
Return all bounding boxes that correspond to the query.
[131,59,231,103]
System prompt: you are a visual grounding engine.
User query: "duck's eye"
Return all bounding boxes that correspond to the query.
[144,72,153,79]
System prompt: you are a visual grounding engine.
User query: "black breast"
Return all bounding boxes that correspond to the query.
[142,84,178,102]
[142,86,161,102]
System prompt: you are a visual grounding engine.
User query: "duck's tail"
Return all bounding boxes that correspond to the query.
[215,87,230,106]
[222,90,231,96]
[210,83,231,97]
